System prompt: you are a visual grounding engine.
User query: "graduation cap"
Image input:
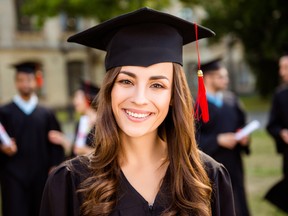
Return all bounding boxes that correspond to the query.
[80,80,100,105]
[67,7,215,71]
[68,7,215,122]
[13,62,37,74]
[200,57,223,74]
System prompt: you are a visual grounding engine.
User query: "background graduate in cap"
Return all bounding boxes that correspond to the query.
[0,61,65,216]
[48,80,99,157]
[196,57,251,216]
[40,8,235,216]
[265,50,288,213]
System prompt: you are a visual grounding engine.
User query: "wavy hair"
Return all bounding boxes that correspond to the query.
[78,63,212,216]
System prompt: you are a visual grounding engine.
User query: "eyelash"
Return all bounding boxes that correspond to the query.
[118,79,133,85]
[151,83,164,88]
[117,79,165,89]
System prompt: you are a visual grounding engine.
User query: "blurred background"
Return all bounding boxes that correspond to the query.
[0,0,287,215]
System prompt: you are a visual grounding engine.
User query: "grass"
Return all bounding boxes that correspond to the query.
[240,94,271,112]
[244,130,288,216]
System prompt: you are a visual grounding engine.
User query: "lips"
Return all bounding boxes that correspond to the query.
[124,109,152,119]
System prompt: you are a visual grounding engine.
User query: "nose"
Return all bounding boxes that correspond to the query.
[131,85,148,105]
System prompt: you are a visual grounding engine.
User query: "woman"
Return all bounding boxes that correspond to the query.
[48,81,99,157]
[40,8,235,216]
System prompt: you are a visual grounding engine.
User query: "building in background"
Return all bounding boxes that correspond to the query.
[0,0,106,109]
[0,0,254,109]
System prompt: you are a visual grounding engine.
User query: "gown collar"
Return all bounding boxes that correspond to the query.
[13,94,38,115]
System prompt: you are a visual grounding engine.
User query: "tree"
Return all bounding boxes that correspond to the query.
[23,0,170,23]
[184,0,288,97]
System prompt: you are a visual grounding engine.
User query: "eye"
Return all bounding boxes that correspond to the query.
[118,79,133,85]
[151,83,164,88]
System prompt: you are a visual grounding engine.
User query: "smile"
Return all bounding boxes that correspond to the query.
[125,109,151,118]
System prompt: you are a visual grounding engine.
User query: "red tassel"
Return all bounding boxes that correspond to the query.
[195,70,209,123]
[194,23,209,123]
[36,71,44,89]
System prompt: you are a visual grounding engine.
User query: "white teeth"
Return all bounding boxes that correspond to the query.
[126,110,150,118]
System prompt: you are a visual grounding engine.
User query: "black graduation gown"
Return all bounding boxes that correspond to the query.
[265,85,288,213]
[197,92,250,216]
[39,152,236,216]
[0,102,65,216]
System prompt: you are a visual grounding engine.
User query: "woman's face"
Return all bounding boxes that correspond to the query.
[73,90,89,114]
[211,67,229,91]
[111,62,173,138]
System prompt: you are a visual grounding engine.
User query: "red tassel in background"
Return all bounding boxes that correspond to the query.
[194,24,209,123]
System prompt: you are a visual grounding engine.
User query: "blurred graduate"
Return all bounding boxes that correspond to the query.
[0,62,65,216]
[265,51,288,213]
[197,58,251,216]
[48,80,99,157]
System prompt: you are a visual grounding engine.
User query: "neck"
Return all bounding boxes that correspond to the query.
[119,132,167,168]
[206,86,217,95]
[19,94,33,101]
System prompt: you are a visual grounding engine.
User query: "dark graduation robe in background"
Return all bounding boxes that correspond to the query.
[0,102,65,216]
[39,152,236,216]
[197,91,250,216]
[265,85,288,213]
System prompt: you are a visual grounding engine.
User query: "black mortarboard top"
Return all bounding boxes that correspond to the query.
[13,62,37,74]
[80,80,100,103]
[67,7,215,71]
[200,57,223,74]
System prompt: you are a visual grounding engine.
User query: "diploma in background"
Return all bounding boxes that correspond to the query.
[75,115,90,148]
[0,122,12,146]
[235,120,260,140]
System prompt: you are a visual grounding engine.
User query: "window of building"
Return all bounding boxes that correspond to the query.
[15,0,38,31]
[67,61,85,97]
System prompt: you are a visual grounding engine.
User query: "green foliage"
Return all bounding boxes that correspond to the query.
[187,0,288,97]
[23,0,171,22]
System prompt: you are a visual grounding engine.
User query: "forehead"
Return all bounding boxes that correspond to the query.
[211,67,228,77]
[15,72,35,78]
[120,62,173,76]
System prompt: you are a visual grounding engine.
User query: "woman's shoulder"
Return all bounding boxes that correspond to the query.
[49,155,91,184]
[198,150,230,181]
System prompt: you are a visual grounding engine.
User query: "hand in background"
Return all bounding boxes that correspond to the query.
[238,135,249,146]
[217,133,238,149]
[48,130,72,155]
[0,139,17,156]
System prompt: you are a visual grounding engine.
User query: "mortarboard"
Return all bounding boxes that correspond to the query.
[13,62,37,74]
[200,57,223,74]
[67,7,215,71]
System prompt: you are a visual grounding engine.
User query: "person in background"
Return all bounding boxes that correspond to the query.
[48,80,99,157]
[0,62,64,216]
[197,58,251,216]
[265,51,288,213]
[40,8,236,216]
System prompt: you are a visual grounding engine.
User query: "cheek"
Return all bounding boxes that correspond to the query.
[111,87,120,115]
[152,92,171,112]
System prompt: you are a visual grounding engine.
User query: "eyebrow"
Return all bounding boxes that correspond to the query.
[119,71,170,81]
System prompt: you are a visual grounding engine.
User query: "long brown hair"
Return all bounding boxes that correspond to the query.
[78,63,212,215]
